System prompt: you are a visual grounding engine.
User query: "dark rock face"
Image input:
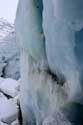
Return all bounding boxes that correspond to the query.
[15,0,83,124]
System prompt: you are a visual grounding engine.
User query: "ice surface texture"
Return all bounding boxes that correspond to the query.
[15,0,83,124]
[43,0,83,104]
[15,0,48,70]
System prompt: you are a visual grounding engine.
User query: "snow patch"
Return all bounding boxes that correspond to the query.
[11,119,19,125]
[0,78,20,97]
[0,99,18,124]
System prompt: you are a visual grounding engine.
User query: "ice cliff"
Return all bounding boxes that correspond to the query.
[15,0,83,125]
[0,18,20,79]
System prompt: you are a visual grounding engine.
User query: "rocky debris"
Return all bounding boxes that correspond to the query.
[0,77,20,125]
[0,18,20,80]
[0,78,20,98]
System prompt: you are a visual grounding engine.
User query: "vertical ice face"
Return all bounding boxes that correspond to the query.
[74,29,83,89]
[42,0,83,123]
[15,0,48,124]
[43,0,83,104]
[15,0,48,69]
[15,0,83,124]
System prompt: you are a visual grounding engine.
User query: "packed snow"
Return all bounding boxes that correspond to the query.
[0,77,20,125]
[0,78,20,97]
[0,100,18,124]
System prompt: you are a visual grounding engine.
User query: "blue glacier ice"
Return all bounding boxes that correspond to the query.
[15,0,48,69]
[15,0,83,124]
[43,0,83,104]
[53,0,83,30]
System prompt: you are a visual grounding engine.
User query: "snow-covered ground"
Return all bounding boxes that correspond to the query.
[0,77,20,125]
[0,18,14,41]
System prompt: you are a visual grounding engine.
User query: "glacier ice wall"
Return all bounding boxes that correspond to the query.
[43,0,83,104]
[15,0,83,124]
[15,0,48,69]
[52,0,83,29]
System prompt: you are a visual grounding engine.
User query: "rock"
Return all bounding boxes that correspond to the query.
[0,99,18,124]
[0,78,20,97]
[11,119,19,125]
